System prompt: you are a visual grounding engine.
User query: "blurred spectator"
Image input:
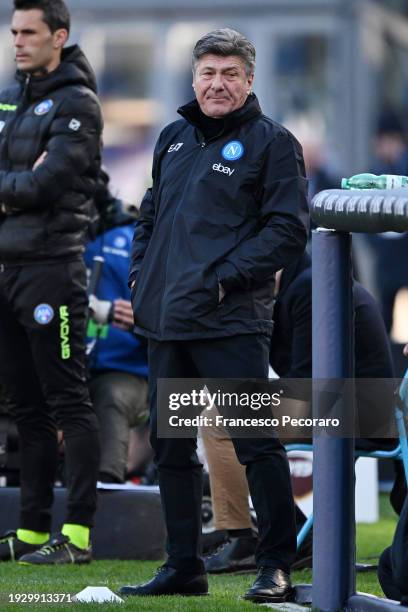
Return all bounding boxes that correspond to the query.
[86,173,150,484]
[353,109,408,334]
[371,109,408,176]
[284,114,340,200]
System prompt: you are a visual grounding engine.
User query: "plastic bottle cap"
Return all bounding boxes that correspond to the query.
[341,178,348,189]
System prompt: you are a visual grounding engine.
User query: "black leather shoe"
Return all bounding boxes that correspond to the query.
[202,529,229,555]
[120,565,208,597]
[205,535,257,574]
[243,566,294,604]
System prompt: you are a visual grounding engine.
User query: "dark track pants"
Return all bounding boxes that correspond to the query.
[0,260,100,531]
[148,334,296,574]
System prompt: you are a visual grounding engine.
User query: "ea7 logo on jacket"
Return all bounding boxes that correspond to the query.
[168,142,183,153]
[212,162,235,177]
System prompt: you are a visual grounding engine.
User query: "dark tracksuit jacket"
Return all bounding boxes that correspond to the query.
[130,95,309,574]
[0,45,103,530]
[129,94,309,341]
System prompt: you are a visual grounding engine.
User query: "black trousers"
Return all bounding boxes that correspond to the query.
[148,334,296,574]
[0,260,100,531]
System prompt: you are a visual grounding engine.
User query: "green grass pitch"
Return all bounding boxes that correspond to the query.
[0,494,399,611]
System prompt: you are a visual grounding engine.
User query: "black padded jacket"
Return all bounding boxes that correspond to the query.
[0,45,103,263]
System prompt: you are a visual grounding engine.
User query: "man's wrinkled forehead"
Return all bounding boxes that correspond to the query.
[195,54,246,73]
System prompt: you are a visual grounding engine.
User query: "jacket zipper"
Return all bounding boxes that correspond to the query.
[158,138,208,335]
[4,75,31,171]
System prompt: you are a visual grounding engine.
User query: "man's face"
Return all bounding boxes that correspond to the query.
[11,9,64,74]
[193,54,254,118]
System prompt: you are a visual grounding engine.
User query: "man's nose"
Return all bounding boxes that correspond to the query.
[14,34,24,47]
[210,73,225,90]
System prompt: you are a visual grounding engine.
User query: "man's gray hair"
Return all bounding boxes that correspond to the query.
[192,28,256,76]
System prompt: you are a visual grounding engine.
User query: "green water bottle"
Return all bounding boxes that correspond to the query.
[341,173,408,189]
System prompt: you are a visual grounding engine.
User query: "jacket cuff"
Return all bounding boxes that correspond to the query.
[215,261,242,292]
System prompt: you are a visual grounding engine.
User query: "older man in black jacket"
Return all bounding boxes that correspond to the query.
[0,0,102,564]
[122,28,308,603]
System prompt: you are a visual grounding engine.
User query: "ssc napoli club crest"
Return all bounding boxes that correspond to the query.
[221,140,245,161]
[34,99,54,116]
[34,303,54,325]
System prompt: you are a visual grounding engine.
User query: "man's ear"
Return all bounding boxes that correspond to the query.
[53,28,68,50]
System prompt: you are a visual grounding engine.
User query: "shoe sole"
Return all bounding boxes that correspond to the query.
[243,587,295,604]
[18,559,91,566]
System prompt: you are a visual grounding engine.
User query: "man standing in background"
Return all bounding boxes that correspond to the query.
[85,175,149,485]
[0,0,102,564]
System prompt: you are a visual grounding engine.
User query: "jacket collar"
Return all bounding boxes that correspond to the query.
[177,93,262,138]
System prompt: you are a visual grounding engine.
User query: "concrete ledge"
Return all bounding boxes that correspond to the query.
[0,487,166,560]
[347,593,403,611]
